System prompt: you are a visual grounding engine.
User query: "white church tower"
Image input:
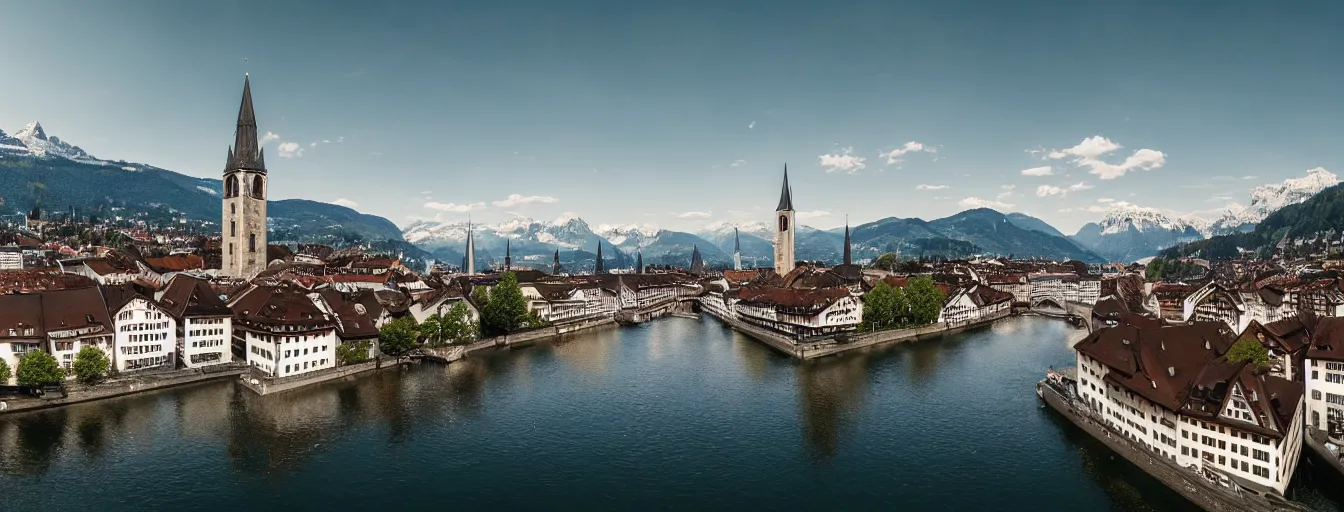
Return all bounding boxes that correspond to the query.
[221,75,269,279]
[774,165,795,276]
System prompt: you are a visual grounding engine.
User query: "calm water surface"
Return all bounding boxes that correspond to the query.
[3,316,1343,511]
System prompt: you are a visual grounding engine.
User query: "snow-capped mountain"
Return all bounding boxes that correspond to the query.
[595,223,661,247]
[5,122,96,160]
[1072,202,1206,263]
[1192,168,1338,235]
[700,220,772,240]
[1071,169,1338,262]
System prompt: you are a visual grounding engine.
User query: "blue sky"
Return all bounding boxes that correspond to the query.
[1,0,1341,234]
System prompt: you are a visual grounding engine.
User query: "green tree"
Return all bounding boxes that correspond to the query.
[72,346,110,385]
[16,351,64,386]
[905,276,946,325]
[0,358,10,384]
[419,302,479,346]
[336,340,372,365]
[378,316,419,355]
[861,282,897,332]
[481,272,530,337]
[873,252,897,271]
[1227,336,1270,366]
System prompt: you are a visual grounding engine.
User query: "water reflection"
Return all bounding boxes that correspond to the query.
[797,356,870,462]
[554,326,620,379]
[0,409,68,476]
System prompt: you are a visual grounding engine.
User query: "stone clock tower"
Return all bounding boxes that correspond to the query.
[774,165,795,276]
[221,74,269,279]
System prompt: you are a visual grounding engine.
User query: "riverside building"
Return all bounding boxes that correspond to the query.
[1074,321,1304,496]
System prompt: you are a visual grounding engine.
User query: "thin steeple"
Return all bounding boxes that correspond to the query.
[553,249,561,275]
[229,74,266,173]
[733,228,742,271]
[504,239,511,269]
[776,164,794,211]
[464,217,475,275]
[838,213,849,264]
[595,241,604,274]
[636,250,643,274]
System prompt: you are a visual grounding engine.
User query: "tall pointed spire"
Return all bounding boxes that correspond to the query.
[504,239,511,269]
[230,74,266,173]
[733,227,742,271]
[594,241,605,274]
[553,249,561,275]
[690,245,704,275]
[842,215,852,266]
[464,217,476,275]
[636,250,643,274]
[776,164,794,211]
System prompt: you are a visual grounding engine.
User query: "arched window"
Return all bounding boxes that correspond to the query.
[230,203,236,215]
[778,215,789,232]
[225,176,238,198]
[252,176,265,199]
[249,233,256,253]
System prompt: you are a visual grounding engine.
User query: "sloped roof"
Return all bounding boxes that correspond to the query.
[158,274,232,318]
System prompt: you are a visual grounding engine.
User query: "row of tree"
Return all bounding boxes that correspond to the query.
[375,272,549,356]
[859,276,946,332]
[2,346,112,387]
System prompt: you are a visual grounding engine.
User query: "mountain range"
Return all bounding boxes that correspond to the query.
[0,122,406,246]
[7,120,1333,267]
[1068,168,1339,263]
[403,208,1106,267]
[1162,179,1344,261]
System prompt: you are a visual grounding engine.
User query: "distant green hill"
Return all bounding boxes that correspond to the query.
[0,155,405,243]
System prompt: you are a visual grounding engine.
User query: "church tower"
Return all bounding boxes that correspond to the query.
[733,227,742,271]
[774,165,795,276]
[222,75,269,279]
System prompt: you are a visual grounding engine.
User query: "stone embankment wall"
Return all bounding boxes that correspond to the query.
[706,307,1010,360]
[421,318,618,364]
[1039,381,1306,512]
[239,358,399,396]
[0,364,246,415]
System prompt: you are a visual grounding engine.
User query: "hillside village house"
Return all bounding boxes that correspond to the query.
[158,275,233,368]
[1074,322,1304,496]
[103,283,178,372]
[229,283,338,378]
[41,287,116,374]
[984,273,1029,305]
[725,286,861,338]
[1304,318,1344,440]
[0,295,44,385]
[938,285,1013,327]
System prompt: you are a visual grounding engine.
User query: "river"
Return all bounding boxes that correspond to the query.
[2,316,1343,510]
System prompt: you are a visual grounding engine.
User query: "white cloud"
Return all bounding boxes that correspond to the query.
[818,146,867,174]
[492,194,559,207]
[959,197,1014,210]
[424,201,486,212]
[1020,166,1053,177]
[277,142,303,158]
[997,184,1015,199]
[878,141,934,165]
[259,131,280,146]
[796,210,831,219]
[1057,208,1074,213]
[915,184,949,191]
[730,159,747,168]
[748,121,756,130]
[673,210,712,219]
[1097,197,1114,203]
[330,198,359,208]
[1047,135,1166,180]
[1035,182,1094,197]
